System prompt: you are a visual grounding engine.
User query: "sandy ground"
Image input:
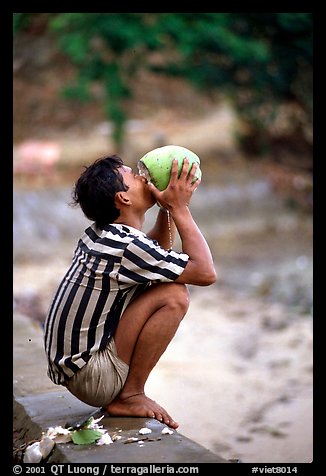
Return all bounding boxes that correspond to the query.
[147,286,313,463]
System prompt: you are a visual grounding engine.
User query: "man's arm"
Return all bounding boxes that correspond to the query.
[171,205,216,285]
[146,207,176,249]
[147,158,217,286]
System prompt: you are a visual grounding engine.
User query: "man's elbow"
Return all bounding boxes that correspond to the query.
[200,268,218,286]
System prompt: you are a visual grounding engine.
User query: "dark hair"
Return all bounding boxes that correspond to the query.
[72,155,129,229]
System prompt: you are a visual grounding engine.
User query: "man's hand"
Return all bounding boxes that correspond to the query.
[147,158,200,211]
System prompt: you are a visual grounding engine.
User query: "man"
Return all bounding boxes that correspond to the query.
[44,154,216,429]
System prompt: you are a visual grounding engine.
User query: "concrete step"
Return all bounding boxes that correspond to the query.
[14,391,229,463]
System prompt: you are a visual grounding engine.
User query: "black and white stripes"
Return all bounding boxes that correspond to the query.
[44,223,189,385]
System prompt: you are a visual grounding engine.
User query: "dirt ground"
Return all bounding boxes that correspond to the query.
[148,286,313,463]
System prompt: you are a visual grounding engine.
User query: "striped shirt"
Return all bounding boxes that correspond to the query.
[44,223,189,385]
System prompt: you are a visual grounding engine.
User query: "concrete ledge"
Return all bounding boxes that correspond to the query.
[14,391,229,463]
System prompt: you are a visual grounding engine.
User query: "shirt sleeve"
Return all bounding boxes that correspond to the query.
[117,235,189,285]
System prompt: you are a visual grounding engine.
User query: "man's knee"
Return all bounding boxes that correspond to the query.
[167,283,190,315]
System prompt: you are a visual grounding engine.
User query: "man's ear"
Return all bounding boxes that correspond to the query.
[115,191,132,207]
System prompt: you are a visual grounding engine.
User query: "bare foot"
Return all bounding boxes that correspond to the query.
[106,393,179,429]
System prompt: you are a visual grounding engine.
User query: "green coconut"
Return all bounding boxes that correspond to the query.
[137,145,202,191]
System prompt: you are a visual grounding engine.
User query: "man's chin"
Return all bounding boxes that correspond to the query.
[148,193,157,207]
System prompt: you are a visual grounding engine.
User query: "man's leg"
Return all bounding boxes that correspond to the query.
[107,282,189,428]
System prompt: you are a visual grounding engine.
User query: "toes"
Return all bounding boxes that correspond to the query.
[156,411,178,428]
[170,420,179,429]
[143,399,177,428]
[165,415,178,429]
[154,411,164,422]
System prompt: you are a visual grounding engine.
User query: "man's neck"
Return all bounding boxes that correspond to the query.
[114,212,145,230]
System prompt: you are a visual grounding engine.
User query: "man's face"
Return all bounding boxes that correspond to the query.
[118,166,156,209]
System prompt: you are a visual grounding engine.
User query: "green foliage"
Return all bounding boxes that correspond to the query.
[154,13,313,155]
[153,13,312,102]
[61,80,92,102]
[13,13,55,36]
[71,429,103,445]
[49,13,155,145]
[13,13,32,35]
[19,13,312,152]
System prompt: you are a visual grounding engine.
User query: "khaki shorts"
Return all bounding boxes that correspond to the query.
[65,338,129,408]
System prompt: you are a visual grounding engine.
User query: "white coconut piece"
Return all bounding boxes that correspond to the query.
[46,426,72,443]
[23,442,43,463]
[138,427,152,435]
[96,433,114,445]
[161,427,174,435]
[87,415,105,429]
[39,436,55,458]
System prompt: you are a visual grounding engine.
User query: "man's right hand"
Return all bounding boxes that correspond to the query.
[147,158,200,212]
